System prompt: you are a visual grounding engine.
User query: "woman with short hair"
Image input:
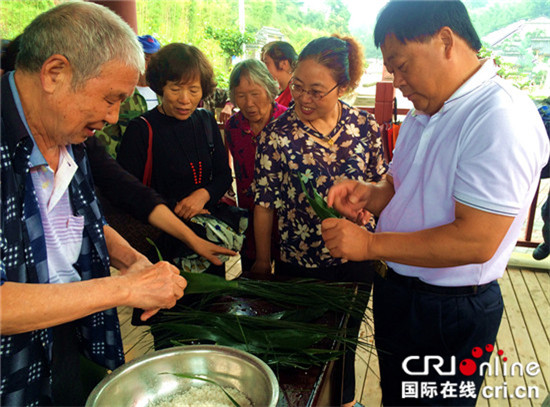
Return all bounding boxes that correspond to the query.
[225,59,287,273]
[118,43,233,275]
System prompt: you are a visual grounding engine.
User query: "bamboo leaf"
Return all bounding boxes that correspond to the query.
[297,172,341,220]
[146,237,164,262]
[182,270,238,295]
[153,270,375,370]
[266,307,329,322]
[235,315,249,353]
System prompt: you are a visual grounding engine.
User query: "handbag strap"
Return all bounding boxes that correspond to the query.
[140,116,153,187]
[195,108,215,156]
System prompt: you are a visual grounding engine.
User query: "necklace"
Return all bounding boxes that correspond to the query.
[185,116,203,186]
[308,102,342,146]
[163,106,203,186]
[189,161,203,185]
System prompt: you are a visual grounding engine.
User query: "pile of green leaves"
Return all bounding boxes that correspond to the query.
[149,272,373,370]
[152,309,361,370]
[181,271,369,320]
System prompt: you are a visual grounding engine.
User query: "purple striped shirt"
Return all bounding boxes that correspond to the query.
[30,146,83,283]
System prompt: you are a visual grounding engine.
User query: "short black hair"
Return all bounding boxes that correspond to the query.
[374,0,481,52]
[261,41,298,70]
[146,43,216,98]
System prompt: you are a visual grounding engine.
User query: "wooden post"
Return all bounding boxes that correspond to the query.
[90,0,138,34]
[374,81,395,125]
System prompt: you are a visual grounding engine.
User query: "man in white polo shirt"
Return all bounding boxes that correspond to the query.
[321,1,549,406]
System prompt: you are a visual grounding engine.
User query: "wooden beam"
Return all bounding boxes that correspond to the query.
[90,0,138,34]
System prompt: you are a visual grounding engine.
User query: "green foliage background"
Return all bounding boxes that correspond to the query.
[1,0,549,88]
[0,0,58,40]
[1,0,352,87]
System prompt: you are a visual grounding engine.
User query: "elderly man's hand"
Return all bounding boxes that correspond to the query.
[123,256,154,275]
[121,261,187,321]
[322,218,373,261]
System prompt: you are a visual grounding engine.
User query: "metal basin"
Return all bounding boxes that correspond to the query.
[86,345,279,407]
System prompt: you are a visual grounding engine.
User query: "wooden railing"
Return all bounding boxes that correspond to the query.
[517,179,542,248]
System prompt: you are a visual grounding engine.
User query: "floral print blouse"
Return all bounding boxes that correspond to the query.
[254,101,387,268]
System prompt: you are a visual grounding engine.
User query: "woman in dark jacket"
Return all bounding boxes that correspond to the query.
[118,43,232,274]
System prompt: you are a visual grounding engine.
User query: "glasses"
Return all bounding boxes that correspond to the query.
[289,80,339,101]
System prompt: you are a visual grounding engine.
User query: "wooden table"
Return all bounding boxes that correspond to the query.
[220,293,349,407]
[276,353,339,406]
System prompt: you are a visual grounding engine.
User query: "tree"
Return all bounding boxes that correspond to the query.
[204,26,255,59]
[246,0,275,31]
[351,25,382,59]
[0,0,58,40]
[326,0,350,34]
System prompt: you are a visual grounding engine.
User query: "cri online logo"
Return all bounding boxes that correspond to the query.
[402,344,540,377]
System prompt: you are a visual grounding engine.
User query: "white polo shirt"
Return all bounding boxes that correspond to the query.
[376,59,549,286]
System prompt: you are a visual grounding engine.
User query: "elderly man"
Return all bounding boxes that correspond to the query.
[321,1,549,406]
[0,3,187,406]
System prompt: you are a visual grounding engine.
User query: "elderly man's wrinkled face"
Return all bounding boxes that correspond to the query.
[381,34,447,116]
[52,59,138,145]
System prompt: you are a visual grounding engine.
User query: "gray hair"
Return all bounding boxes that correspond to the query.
[229,59,279,105]
[16,1,144,89]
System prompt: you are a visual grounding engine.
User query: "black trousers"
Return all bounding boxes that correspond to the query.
[276,260,376,405]
[51,322,107,406]
[373,271,504,406]
[541,193,549,245]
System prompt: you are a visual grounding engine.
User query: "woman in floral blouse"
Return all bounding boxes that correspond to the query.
[225,59,287,273]
[252,35,387,407]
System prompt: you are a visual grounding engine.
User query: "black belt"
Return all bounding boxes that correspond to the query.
[379,264,493,296]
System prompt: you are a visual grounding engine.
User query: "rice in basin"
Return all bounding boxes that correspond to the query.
[150,383,253,407]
